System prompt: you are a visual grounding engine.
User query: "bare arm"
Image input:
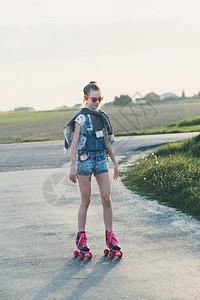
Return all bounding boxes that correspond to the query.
[69,122,81,183]
[105,128,118,180]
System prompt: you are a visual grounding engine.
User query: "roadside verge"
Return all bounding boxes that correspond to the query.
[119,134,200,220]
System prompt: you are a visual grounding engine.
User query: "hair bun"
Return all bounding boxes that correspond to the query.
[89,81,97,85]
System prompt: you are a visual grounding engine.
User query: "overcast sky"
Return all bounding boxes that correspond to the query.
[0,0,200,111]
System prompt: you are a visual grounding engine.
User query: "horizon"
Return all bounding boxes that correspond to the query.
[1,87,198,112]
[1,0,200,112]
[1,89,199,113]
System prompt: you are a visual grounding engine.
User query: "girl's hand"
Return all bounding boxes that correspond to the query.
[70,165,78,183]
[113,163,118,180]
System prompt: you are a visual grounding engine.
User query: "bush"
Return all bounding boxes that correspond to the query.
[15,136,22,142]
[178,116,200,127]
[113,95,132,106]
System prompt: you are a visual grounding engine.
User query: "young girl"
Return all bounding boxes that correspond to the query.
[64,81,121,258]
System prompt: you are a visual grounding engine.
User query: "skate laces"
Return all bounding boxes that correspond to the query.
[78,232,87,248]
[107,231,118,246]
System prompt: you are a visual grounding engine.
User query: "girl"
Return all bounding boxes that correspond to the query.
[64,81,121,257]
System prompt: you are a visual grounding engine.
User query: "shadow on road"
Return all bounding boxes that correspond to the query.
[65,256,121,300]
[32,256,120,300]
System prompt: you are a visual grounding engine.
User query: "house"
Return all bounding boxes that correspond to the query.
[144,92,160,101]
[135,98,147,104]
[159,92,179,101]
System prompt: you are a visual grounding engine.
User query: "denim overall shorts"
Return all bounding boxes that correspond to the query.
[77,115,109,176]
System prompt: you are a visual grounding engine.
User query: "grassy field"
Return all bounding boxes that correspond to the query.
[120,134,200,220]
[0,99,200,143]
[0,110,69,124]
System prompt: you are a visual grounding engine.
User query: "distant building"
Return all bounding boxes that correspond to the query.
[159,92,179,101]
[135,98,147,104]
[144,92,160,101]
[73,103,82,107]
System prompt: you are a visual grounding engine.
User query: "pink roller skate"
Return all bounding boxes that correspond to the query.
[73,231,92,260]
[104,231,123,259]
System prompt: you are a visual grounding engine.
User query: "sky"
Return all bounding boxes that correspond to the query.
[0,0,200,111]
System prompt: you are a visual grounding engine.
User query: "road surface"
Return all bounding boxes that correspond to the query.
[0,132,200,299]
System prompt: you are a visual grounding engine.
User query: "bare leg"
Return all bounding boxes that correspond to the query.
[77,175,91,231]
[95,172,113,232]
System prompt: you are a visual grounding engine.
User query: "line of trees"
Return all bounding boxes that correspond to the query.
[14,107,34,111]
[104,90,200,106]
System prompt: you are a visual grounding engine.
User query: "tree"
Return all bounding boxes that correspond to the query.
[14,107,34,111]
[193,91,200,99]
[113,94,132,106]
[181,89,186,99]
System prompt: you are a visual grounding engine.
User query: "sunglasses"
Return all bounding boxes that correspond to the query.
[86,96,104,103]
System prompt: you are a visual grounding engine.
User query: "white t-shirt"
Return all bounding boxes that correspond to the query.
[74,114,93,150]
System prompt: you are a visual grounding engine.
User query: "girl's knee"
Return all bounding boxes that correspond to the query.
[81,197,90,208]
[101,196,111,207]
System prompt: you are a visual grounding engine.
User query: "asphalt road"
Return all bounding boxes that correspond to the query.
[0,131,199,172]
[1,132,200,300]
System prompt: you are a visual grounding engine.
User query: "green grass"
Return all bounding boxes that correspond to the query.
[0,109,73,124]
[120,134,200,220]
[168,116,200,127]
[115,125,200,136]
[0,136,58,144]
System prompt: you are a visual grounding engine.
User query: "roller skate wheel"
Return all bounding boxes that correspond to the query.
[73,250,79,258]
[78,252,85,260]
[104,249,109,256]
[116,250,123,258]
[109,251,115,259]
[85,252,92,259]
